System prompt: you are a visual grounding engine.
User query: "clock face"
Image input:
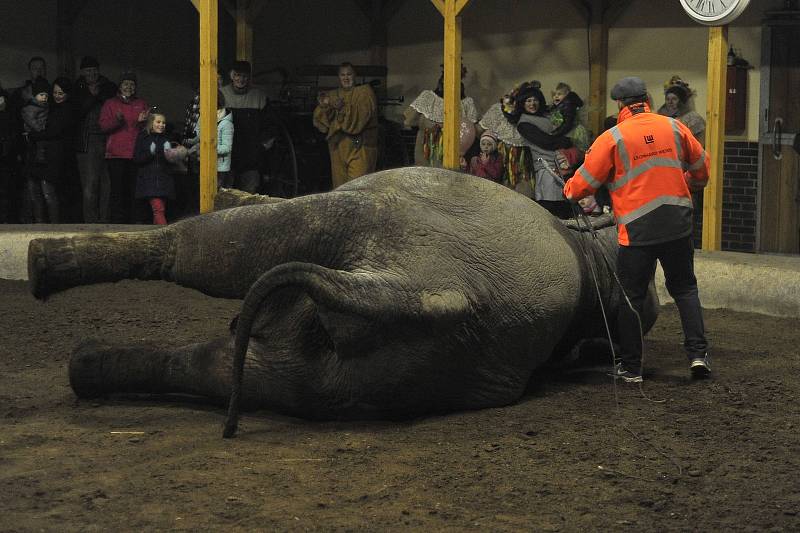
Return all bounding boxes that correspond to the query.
[679,0,751,26]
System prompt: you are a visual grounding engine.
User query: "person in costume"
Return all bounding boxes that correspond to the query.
[313,62,378,188]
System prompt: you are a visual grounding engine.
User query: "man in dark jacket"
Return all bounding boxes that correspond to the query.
[74,56,117,222]
[219,60,267,193]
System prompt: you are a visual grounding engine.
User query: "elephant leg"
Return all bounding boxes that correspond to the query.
[69,337,235,405]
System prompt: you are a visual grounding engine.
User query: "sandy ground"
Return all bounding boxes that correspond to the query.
[1,278,799,532]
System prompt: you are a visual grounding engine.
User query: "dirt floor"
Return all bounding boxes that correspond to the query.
[1,278,799,532]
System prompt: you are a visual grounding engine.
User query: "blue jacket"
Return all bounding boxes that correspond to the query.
[189,110,235,172]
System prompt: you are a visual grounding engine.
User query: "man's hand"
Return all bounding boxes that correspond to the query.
[137,110,149,123]
[115,111,124,123]
[332,97,345,111]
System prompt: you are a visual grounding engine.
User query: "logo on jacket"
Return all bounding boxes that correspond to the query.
[644,134,655,144]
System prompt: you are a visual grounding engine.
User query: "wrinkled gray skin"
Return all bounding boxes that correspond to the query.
[28,168,658,434]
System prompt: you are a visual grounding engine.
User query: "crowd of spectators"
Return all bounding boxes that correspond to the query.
[0,53,705,226]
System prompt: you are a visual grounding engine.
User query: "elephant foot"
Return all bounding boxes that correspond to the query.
[28,237,81,300]
[69,339,113,398]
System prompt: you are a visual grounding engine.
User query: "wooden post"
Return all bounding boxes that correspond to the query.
[587,0,608,137]
[432,0,470,169]
[198,0,219,213]
[702,25,728,251]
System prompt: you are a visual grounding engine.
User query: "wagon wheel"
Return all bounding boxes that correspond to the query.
[260,107,299,198]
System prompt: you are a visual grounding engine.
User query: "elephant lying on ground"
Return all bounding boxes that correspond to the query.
[28,168,658,437]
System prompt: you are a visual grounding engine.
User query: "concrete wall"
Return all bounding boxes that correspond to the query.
[0,0,782,140]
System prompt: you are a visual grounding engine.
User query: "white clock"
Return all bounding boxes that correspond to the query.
[679,0,751,26]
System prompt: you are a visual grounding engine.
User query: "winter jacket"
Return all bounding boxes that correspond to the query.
[468,153,504,182]
[187,110,234,172]
[20,100,48,133]
[564,103,709,246]
[220,84,267,172]
[74,75,117,152]
[27,100,77,183]
[133,130,175,199]
[549,91,584,138]
[98,94,149,159]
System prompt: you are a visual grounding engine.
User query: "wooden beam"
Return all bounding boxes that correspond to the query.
[199,0,219,214]
[430,0,444,16]
[442,0,463,169]
[454,0,470,16]
[587,0,608,137]
[235,0,255,62]
[702,25,728,251]
[56,0,88,77]
[190,0,199,10]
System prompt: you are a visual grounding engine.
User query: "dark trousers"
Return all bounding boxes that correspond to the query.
[107,159,144,224]
[616,235,708,368]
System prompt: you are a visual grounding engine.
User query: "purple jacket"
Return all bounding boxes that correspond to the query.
[98,95,149,159]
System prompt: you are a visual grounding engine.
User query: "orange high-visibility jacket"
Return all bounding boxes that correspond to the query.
[564,103,710,246]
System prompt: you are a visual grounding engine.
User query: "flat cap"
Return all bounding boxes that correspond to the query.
[610,76,647,100]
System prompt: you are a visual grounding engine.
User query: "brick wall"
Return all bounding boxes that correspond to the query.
[693,141,759,252]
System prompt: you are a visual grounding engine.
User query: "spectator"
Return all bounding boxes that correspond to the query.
[510,81,573,218]
[478,90,534,196]
[403,68,478,167]
[313,62,378,188]
[467,130,504,183]
[178,71,223,215]
[186,90,234,189]
[74,56,117,223]
[20,78,53,222]
[13,56,48,107]
[133,113,175,225]
[98,71,149,223]
[657,75,705,146]
[0,81,17,222]
[26,77,77,224]
[219,60,267,193]
[548,82,591,152]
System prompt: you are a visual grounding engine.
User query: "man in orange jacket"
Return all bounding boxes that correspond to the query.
[564,76,711,383]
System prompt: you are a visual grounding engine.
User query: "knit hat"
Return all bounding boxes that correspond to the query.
[31,77,51,97]
[79,56,99,69]
[610,76,647,100]
[119,71,137,85]
[480,130,498,151]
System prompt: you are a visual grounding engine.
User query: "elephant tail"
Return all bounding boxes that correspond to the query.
[222,262,469,437]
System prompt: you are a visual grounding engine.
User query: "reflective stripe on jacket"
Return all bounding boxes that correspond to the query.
[564,103,709,246]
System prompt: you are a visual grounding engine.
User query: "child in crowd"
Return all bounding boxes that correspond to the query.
[468,130,504,183]
[549,82,590,152]
[186,91,234,189]
[20,78,55,222]
[133,113,175,225]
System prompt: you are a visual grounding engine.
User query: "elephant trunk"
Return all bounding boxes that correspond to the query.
[28,229,172,299]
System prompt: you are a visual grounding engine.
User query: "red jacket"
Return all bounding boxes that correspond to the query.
[98,95,149,159]
[564,103,709,246]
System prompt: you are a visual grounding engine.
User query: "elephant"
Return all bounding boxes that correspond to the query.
[27,167,658,437]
